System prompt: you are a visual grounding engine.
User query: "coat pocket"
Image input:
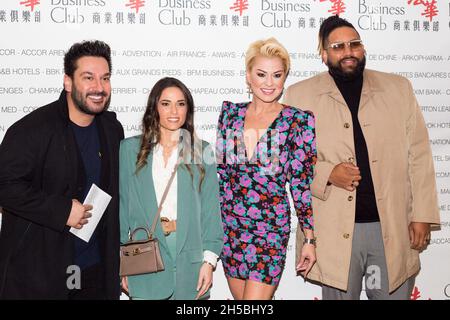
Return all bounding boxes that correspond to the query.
[188,250,203,264]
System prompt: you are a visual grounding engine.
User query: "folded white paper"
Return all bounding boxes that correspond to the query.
[69,184,111,242]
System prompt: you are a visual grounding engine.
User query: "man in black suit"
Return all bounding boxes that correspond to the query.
[0,40,124,299]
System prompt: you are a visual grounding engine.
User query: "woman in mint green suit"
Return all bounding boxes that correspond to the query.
[119,77,223,300]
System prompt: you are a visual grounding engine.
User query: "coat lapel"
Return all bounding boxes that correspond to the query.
[63,125,80,196]
[132,154,171,253]
[96,116,111,192]
[320,70,382,113]
[134,154,157,226]
[359,70,378,112]
[320,72,348,107]
[176,163,191,256]
[132,151,197,258]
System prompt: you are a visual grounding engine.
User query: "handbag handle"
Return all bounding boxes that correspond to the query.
[129,227,152,241]
[148,160,180,238]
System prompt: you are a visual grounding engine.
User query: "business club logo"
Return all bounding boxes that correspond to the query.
[19,0,146,13]
[313,0,440,32]
[15,0,147,24]
[315,0,438,21]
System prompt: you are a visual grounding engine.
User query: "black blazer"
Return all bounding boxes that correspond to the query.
[0,91,124,299]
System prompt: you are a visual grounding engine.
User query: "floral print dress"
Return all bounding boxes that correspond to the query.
[216,101,316,286]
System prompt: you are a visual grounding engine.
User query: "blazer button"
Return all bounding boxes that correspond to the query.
[344,123,350,129]
[348,157,355,163]
[343,233,350,239]
[348,196,353,201]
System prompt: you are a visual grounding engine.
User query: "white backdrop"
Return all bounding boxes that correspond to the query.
[0,0,449,300]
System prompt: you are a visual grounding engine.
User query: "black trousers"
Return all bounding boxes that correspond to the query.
[68,264,105,300]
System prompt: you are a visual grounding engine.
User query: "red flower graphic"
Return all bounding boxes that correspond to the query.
[407,0,438,21]
[125,0,145,14]
[410,286,432,300]
[411,286,421,300]
[19,0,40,12]
[319,0,346,16]
[230,0,249,16]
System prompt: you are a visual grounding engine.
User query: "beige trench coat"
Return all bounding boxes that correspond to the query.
[284,69,440,292]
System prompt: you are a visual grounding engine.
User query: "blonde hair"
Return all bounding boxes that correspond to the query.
[245,37,290,72]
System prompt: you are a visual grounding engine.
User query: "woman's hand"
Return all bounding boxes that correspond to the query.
[195,262,214,299]
[296,243,316,279]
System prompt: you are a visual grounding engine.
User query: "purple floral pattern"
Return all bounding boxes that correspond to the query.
[216,101,316,286]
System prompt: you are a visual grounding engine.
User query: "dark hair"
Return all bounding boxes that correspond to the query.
[318,15,359,54]
[136,77,205,187]
[64,40,112,78]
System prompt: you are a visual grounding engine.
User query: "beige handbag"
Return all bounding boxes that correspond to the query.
[119,227,164,276]
[119,162,179,276]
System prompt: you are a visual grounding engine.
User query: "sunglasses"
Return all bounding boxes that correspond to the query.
[326,39,364,52]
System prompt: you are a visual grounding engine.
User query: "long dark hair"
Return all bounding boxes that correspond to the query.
[136,77,205,188]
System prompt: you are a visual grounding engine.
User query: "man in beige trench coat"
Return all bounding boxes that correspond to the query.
[284,15,440,300]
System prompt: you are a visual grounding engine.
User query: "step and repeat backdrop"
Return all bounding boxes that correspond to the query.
[0,0,449,299]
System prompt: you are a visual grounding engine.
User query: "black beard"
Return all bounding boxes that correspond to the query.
[328,55,366,81]
[71,86,110,116]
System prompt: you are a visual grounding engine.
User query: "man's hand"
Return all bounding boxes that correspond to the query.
[66,199,92,229]
[409,222,431,251]
[329,162,361,191]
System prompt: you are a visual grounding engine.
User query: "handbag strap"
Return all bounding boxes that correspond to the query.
[149,160,180,237]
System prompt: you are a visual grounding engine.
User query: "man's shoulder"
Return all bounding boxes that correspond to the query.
[365,69,410,86]
[24,99,60,120]
[6,99,61,135]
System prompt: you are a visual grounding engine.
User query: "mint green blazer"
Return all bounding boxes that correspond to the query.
[119,136,223,300]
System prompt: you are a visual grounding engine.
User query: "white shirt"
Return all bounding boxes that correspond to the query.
[152,144,218,267]
[152,144,178,221]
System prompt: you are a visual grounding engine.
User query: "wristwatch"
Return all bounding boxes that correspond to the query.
[303,237,316,246]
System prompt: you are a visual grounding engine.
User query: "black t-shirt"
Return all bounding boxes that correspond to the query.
[70,119,102,269]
